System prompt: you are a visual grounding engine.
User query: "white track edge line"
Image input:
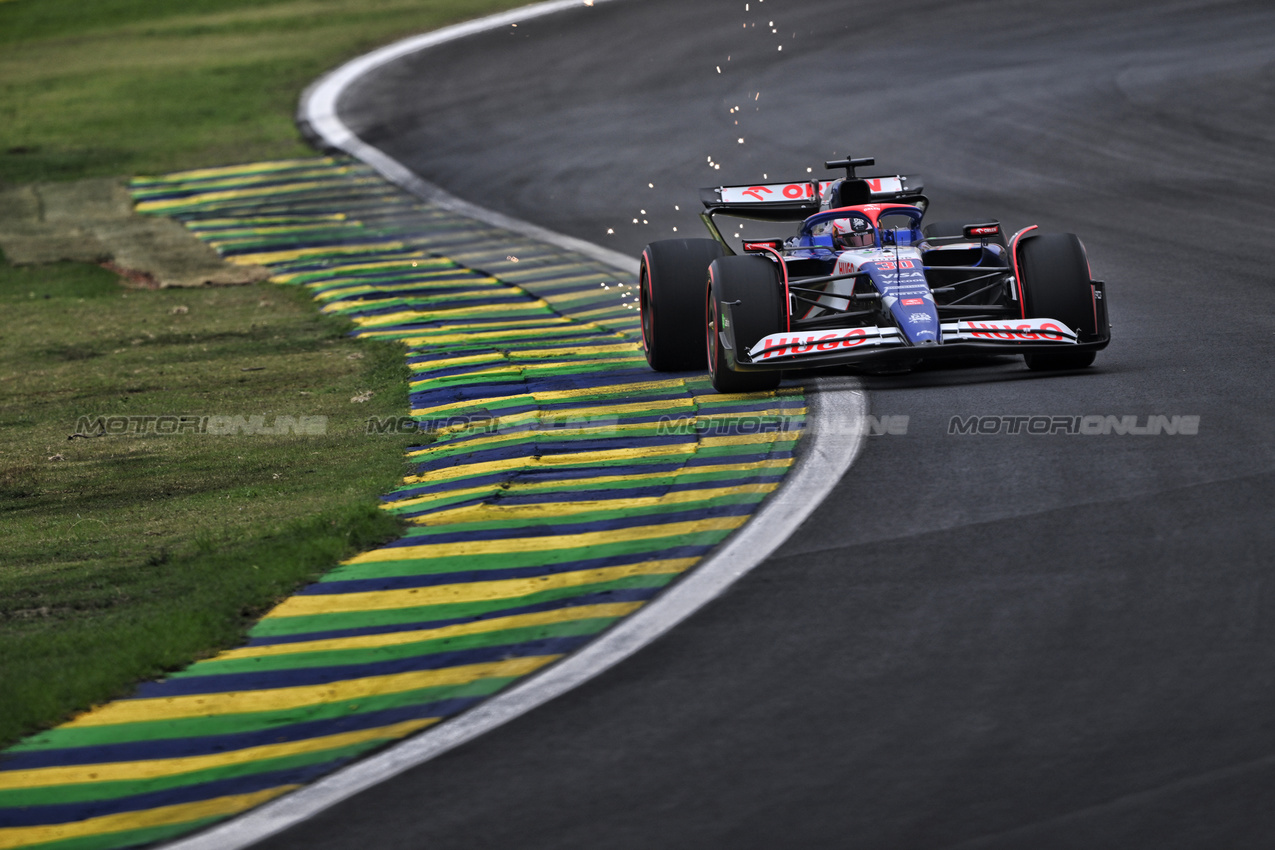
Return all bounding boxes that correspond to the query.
[164,385,864,850]
[160,3,866,846]
[298,0,640,276]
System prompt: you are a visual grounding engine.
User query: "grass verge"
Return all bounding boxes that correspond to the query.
[0,255,424,745]
[0,0,531,747]
[0,0,528,183]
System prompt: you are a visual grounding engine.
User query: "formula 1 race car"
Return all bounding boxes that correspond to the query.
[638,155,1110,392]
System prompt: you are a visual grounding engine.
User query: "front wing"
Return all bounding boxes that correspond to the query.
[729,318,1108,371]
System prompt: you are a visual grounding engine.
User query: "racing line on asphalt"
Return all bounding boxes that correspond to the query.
[257,1,1275,848]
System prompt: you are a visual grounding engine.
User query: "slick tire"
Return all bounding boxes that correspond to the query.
[1016,232,1099,370]
[639,239,727,371]
[706,255,784,394]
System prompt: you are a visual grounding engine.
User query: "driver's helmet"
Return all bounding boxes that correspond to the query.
[832,217,875,249]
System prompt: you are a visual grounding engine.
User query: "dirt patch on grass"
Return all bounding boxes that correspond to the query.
[0,177,269,287]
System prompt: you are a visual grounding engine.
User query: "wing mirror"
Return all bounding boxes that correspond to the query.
[962,222,1000,240]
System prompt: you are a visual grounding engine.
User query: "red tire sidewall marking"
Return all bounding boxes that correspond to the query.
[639,250,653,353]
[706,272,718,378]
[1008,225,1038,320]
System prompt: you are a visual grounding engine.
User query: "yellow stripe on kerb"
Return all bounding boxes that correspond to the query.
[408,365,524,386]
[270,558,699,618]
[575,304,640,320]
[407,378,690,417]
[134,177,382,211]
[402,431,799,483]
[409,397,696,423]
[350,301,556,326]
[363,317,568,337]
[406,389,791,421]
[134,158,342,182]
[403,421,695,458]
[402,444,695,484]
[509,343,641,357]
[407,352,507,370]
[412,483,777,525]
[0,719,436,791]
[699,430,802,447]
[230,241,406,266]
[187,214,348,228]
[273,255,446,283]
[0,786,296,850]
[61,657,557,727]
[426,358,630,380]
[381,458,795,511]
[221,603,642,661]
[424,407,801,444]
[344,516,745,565]
[377,325,619,345]
[320,286,506,308]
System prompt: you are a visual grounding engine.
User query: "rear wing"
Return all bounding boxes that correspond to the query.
[699,175,925,221]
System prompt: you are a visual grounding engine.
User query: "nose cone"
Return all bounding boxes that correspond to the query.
[863,255,939,346]
[893,300,940,345]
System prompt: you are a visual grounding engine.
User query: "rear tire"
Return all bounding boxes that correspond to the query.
[639,239,726,371]
[706,255,784,393]
[1016,232,1099,370]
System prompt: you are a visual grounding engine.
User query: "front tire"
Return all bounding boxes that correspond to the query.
[706,255,785,393]
[639,239,726,371]
[1016,232,1100,370]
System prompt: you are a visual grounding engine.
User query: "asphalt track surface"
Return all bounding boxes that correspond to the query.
[264,1,1275,847]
